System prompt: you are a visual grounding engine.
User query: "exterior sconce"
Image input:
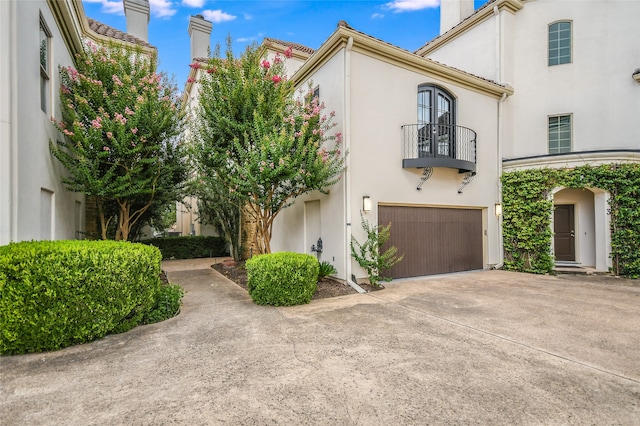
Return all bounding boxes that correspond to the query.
[495,203,502,216]
[362,196,372,213]
[311,237,323,254]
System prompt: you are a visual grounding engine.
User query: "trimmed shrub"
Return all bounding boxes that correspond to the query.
[143,283,184,325]
[0,240,162,355]
[139,235,227,260]
[246,252,319,306]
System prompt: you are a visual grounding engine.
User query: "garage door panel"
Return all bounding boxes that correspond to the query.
[379,206,483,279]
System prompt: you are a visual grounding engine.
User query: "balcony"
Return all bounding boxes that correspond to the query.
[402,123,477,173]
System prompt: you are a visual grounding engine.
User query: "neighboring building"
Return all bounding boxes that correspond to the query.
[267,0,639,283]
[0,0,154,245]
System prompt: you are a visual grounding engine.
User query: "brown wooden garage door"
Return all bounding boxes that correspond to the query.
[379,205,483,278]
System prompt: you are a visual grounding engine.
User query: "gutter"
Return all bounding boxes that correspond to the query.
[343,36,365,294]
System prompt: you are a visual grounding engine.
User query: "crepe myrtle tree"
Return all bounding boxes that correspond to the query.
[50,41,186,241]
[190,40,345,255]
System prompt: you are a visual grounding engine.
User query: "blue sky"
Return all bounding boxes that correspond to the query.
[82,0,488,90]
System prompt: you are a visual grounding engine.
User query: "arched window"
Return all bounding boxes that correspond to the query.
[548,21,572,66]
[417,85,455,157]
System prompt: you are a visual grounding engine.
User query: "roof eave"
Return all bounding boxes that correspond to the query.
[293,26,513,99]
[415,0,524,57]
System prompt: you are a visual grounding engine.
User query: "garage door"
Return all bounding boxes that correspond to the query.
[378,205,483,279]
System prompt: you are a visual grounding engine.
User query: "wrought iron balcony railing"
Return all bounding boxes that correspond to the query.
[401,123,477,173]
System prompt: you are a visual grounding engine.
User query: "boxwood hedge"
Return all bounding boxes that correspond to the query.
[0,240,164,355]
[246,252,319,306]
[139,235,227,260]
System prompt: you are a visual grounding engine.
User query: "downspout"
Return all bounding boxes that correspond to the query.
[494,5,500,81]
[343,36,365,293]
[495,92,507,270]
[10,0,18,241]
[494,5,505,269]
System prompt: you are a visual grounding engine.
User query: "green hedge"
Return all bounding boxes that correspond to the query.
[0,240,162,355]
[139,235,228,260]
[246,252,319,306]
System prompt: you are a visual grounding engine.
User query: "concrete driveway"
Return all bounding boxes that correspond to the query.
[1,259,639,425]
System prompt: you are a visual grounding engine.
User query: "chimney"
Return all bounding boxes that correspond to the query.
[188,15,213,61]
[123,0,150,42]
[440,0,475,35]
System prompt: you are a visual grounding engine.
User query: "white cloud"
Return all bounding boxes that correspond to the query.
[384,0,440,12]
[182,0,206,7]
[236,32,264,43]
[202,9,237,23]
[371,13,385,19]
[150,0,177,18]
[84,0,124,15]
[243,13,254,20]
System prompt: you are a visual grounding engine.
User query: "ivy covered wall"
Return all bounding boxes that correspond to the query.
[501,163,640,278]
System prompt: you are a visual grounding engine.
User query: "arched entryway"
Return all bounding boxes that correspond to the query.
[550,187,611,271]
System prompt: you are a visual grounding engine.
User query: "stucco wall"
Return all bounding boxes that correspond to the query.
[504,0,640,159]
[2,0,85,245]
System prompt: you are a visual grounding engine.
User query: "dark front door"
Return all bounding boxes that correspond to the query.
[554,204,575,261]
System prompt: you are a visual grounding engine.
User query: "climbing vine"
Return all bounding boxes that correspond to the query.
[501,163,640,278]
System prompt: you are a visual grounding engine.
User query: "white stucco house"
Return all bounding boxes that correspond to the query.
[265,0,640,285]
[0,0,154,246]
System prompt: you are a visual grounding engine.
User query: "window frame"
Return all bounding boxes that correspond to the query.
[548,20,572,67]
[548,114,572,154]
[417,84,456,158]
[39,14,52,114]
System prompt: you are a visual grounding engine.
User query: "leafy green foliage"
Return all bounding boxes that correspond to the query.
[351,213,404,287]
[142,283,184,324]
[501,164,640,277]
[50,41,186,241]
[318,261,337,279]
[246,252,319,306]
[0,241,163,355]
[139,236,228,260]
[190,39,345,255]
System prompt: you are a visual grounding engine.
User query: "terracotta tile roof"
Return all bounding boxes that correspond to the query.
[87,18,154,49]
[263,37,315,55]
[414,0,498,54]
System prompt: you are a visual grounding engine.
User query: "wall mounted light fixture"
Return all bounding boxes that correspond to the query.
[495,203,502,216]
[362,196,372,213]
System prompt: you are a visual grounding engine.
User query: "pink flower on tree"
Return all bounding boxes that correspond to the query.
[261,60,271,70]
[91,117,102,129]
[189,62,201,70]
[125,106,135,116]
[131,128,138,134]
[106,132,113,139]
[103,146,110,151]
[284,46,293,59]
[272,75,282,84]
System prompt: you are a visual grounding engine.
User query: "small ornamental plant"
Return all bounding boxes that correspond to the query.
[351,213,404,287]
